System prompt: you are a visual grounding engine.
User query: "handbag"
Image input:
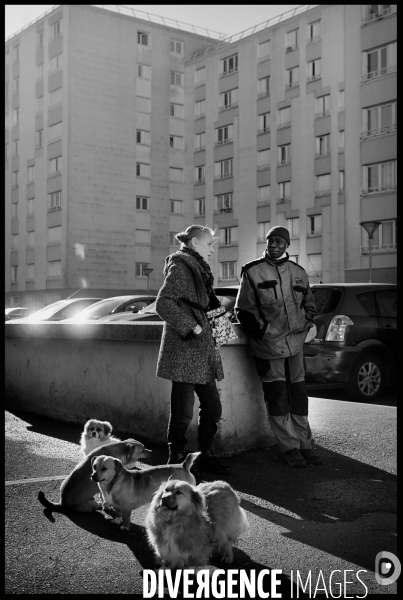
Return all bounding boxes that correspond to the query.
[206,305,238,347]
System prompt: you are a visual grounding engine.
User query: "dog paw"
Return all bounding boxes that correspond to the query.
[221,554,233,564]
[112,517,123,524]
[120,525,130,531]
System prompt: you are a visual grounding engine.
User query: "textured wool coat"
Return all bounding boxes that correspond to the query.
[155,251,224,384]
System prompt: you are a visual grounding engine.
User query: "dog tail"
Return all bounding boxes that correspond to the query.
[182,451,201,471]
[38,490,65,512]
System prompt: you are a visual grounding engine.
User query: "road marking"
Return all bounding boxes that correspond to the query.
[5,475,67,486]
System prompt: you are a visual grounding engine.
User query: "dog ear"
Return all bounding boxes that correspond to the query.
[103,421,112,435]
[113,458,124,475]
[90,455,98,469]
[191,489,206,511]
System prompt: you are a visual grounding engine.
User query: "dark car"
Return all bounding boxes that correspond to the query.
[5,307,34,321]
[62,295,156,322]
[7,298,103,323]
[304,283,397,401]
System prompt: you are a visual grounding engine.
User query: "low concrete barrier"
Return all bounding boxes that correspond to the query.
[5,321,276,455]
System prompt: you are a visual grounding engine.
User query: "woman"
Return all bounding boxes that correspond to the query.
[155,224,230,474]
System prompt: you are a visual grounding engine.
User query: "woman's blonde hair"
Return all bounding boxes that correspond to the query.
[175,225,218,246]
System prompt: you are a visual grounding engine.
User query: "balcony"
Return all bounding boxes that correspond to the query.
[307,35,321,44]
[285,45,298,53]
[315,151,330,158]
[277,121,291,130]
[214,138,233,147]
[360,123,397,139]
[219,102,238,113]
[315,110,330,118]
[214,207,233,214]
[257,164,270,172]
[315,189,331,197]
[361,6,397,25]
[307,74,321,83]
[258,127,270,135]
[361,64,397,82]
[194,178,205,185]
[214,173,233,180]
[257,90,270,99]
[285,82,299,90]
[277,197,291,204]
[277,159,291,166]
[220,67,238,78]
[361,184,396,196]
[360,243,397,253]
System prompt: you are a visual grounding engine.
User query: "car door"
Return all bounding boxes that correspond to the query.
[374,289,397,358]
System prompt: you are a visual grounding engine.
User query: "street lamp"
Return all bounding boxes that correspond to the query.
[359,221,381,282]
[142,267,153,292]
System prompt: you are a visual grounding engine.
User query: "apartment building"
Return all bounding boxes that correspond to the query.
[5,5,397,309]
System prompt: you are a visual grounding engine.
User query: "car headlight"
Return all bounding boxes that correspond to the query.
[325,315,354,342]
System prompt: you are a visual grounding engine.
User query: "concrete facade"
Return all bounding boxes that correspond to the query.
[5,5,397,309]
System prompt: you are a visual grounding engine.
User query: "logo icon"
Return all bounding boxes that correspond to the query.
[375,552,401,585]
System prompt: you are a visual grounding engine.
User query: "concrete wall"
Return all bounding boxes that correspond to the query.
[5,322,276,455]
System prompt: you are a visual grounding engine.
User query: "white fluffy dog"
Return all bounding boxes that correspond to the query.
[80,419,121,456]
[145,479,249,568]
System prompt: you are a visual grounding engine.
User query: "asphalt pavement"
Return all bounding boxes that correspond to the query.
[5,390,397,597]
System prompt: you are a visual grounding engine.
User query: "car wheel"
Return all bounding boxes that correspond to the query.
[344,353,385,402]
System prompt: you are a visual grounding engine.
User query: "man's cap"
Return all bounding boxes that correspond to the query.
[266,226,290,245]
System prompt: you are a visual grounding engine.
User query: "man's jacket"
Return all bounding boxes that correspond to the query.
[235,252,317,359]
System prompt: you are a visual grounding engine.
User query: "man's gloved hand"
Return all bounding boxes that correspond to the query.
[305,323,317,343]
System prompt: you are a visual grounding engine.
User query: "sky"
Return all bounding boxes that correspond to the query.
[5,4,302,40]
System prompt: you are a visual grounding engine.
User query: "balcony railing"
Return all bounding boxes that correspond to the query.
[285,45,298,53]
[220,67,239,78]
[214,207,233,214]
[214,173,233,180]
[257,164,270,171]
[194,178,205,185]
[219,102,238,112]
[360,243,397,253]
[315,189,331,197]
[277,197,291,204]
[214,138,233,147]
[285,82,299,90]
[360,123,397,139]
[257,90,270,99]
[307,74,321,83]
[361,64,397,82]
[258,127,270,135]
[315,150,331,158]
[315,110,330,118]
[307,34,321,44]
[277,121,291,129]
[277,159,291,166]
[361,184,397,195]
[361,5,397,25]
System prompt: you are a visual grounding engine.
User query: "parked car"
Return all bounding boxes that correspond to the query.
[304,283,397,401]
[5,307,34,321]
[7,298,103,323]
[98,286,240,323]
[63,295,156,322]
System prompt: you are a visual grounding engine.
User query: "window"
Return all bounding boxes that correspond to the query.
[195,198,205,216]
[47,260,62,279]
[278,145,291,165]
[363,160,396,193]
[136,196,149,211]
[287,217,300,237]
[27,165,35,183]
[37,63,44,80]
[289,254,299,264]
[286,29,298,51]
[136,96,151,113]
[11,202,18,218]
[49,87,62,106]
[27,198,35,215]
[338,90,345,112]
[316,134,330,156]
[307,254,322,277]
[316,174,331,195]
[221,261,238,280]
[50,19,62,38]
[339,170,345,192]
[170,102,184,118]
[169,167,183,182]
[258,221,270,242]
[220,88,238,110]
[13,107,19,125]
[12,77,19,95]
[220,227,238,246]
[220,54,238,76]
[136,229,150,245]
[49,121,62,142]
[215,193,233,213]
[48,191,61,210]
[12,171,19,188]
[136,163,150,178]
[308,214,322,236]
[12,234,19,250]
[170,135,183,151]
[27,231,35,248]
[258,149,270,169]
[195,67,206,85]
[170,39,184,55]
[215,125,233,145]
[215,159,233,179]
[12,139,19,157]
[137,64,151,79]
[361,219,397,252]
[307,59,321,81]
[195,132,205,151]
[37,31,44,48]
[315,94,330,117]
[362,102,397,137]
[36,129,43,148]
[258,185,271,204]
[278,181,291,202]
[48,225,61,245]
[307,20,321,42]
[169,232,180,246]
[363,42,397,80]
[258,40,270,60]
[136,129,151,145]
[137,31,149,46]
[170,71,184,87]
[49,156,62,175]
[258,76,270,97]
[338,130,345,152]
[170,200,183,214]
[136,262,151,277]
[258,112,270,133]
[49,53,63,72]
[195,166,205,184]
[277,106,291,128]
[13,45,19,63]
[286,67,299,88]
[11,266,18,283]
[26,264,34,282]
[195,100,205,118]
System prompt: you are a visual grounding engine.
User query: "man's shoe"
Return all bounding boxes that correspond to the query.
[300,449,322,465]
[197,449,231,474]
[283,448,307,467]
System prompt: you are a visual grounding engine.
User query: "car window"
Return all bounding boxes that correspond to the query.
[374,290,397,318]
[81,299,121,318]
[140,301,157,314]
[124,301,149,313]
[215,294,236,312]
[356,293,377,317]
[311,288,342,315]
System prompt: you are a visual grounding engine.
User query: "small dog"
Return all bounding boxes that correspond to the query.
[80,419,121,456]
[38,440,151,513]
[145,479,249,568]
[90,452,199,531]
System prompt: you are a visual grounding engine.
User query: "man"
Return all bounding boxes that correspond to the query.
[235,226,321,467]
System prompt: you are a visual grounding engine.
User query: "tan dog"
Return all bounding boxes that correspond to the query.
[90,452,199,531]
[80,419,121,456]
[38,440,151,513]
[145,479,249,568]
